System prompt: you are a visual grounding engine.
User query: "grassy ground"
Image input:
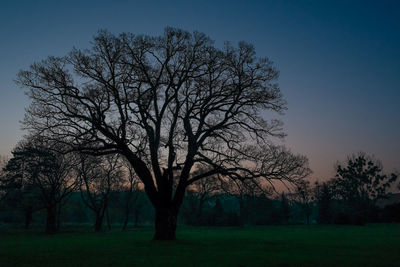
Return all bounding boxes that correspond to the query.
[0,224,399,266]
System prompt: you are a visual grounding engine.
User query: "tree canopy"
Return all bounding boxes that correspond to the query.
[332,153,397,202]
[330,153,398,224]
[2,136,77,232]
[17,28,310,239]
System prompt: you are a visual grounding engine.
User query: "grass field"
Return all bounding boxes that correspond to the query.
[0,224,399,266]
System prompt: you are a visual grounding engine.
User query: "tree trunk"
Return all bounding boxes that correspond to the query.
[45,204,58,234]
[94,212,104,232]
[134,206,141,228]
[238,197,246,227]
[56,203,62,230]
[122,195,131,230]
[196,200,204,223]
[106,206,112,231]
[122,208,130,231]
[24,206,33,230]
[94,205,106,232]
[153,207,178,240]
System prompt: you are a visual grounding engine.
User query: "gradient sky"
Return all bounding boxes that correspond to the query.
[0,0,399,182]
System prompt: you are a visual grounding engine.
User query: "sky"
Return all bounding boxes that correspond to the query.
[0,0,399,182]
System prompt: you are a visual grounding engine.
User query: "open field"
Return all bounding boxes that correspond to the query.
[0,224,399,266]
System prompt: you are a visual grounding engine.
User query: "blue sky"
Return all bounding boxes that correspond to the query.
[0,0,399,181]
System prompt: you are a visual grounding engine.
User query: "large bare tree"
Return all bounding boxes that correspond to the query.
[17,28,310,239]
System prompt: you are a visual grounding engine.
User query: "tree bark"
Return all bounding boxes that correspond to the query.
[153,206,178,240]
[45,204,58,234]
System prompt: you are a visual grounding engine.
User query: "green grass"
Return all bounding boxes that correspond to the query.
[0,224,399,266]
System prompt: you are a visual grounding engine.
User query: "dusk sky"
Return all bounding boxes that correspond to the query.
[0,0,399,182]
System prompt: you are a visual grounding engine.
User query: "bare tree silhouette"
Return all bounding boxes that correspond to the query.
[220,178,269,226]
[121,158,143,230]
[184,166,221,224]
[77,154,123,232]
[17,28,310,239]
[293,180,313,224]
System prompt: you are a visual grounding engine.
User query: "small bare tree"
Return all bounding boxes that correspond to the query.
[78,154,123,232]
[293,180,314,224]
[221,177,272,226]
[121,159,143,230]
[184,166,221,224]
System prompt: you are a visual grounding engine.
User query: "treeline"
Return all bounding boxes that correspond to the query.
[0,139,399,233]
[1,181,399,231]
[0,136,146,233]
[0,189,315,228]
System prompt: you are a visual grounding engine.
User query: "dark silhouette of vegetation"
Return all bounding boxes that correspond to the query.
[182,166,221,225]
[121,159,143,230]
[293,180,313,224]
[314,182,333,224]
[280,193,290,224]
[219,178,272,226]
[77,154,124,232]
[312,153,398,225]
[16,28,310,239]
[0,153,41,229]
[1,137,77,233]
[330,153,397,224]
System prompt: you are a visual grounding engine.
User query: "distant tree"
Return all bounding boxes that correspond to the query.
[1,155,43,228]
[18,28,310,239]
[2,136,77,233]
[280,193,290,224]
[0,163,42,229]
[0,155,10,202]
[184,166,221,225]
[331,153,398,224]
[121,159,143,230]
[131,193,144,228]
[211,198,225,225]
[221,177,271,226]
[314,181,333,224]
[293,180,314,224]
[77,154,123,232]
